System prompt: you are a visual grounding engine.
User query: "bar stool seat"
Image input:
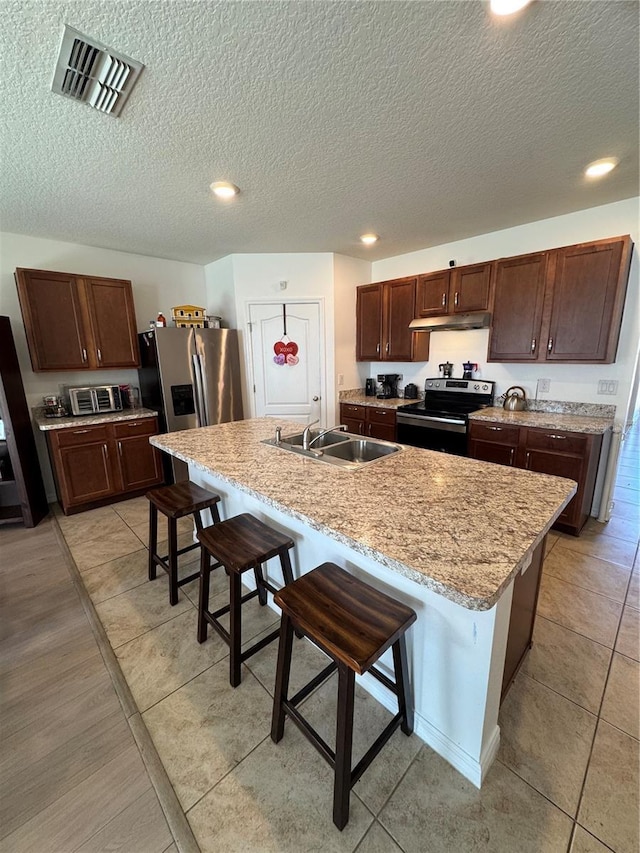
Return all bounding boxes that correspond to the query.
[197,513,295,687]
[271,562,416,830]
[147,481,221,606]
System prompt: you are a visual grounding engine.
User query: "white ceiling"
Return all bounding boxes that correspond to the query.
[1,1,638,265]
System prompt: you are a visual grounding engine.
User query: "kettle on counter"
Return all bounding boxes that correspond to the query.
[503,386,527,411]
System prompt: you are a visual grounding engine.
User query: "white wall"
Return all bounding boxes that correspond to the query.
[214,253,337,424]
[369,198,640,423]
[204,255,237,328]
[333,253,371,393]
[0,231,206,498]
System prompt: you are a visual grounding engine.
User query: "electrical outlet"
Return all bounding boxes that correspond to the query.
[597,380,619,395]
[337,373,344,387]
[538,378,550,393]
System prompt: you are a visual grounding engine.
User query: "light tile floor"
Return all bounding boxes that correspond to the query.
[53,425,640,852]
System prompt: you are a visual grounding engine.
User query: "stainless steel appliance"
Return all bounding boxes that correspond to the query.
[403,383,418,399]
[377,373,400,399]
[396,378,495,455]
[138,327,243,479]
[67,384,122,416]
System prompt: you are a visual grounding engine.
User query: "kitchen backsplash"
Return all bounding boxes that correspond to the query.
[524,400,616,418]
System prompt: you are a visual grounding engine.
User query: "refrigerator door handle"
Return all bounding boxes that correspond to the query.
[192,353,207,427]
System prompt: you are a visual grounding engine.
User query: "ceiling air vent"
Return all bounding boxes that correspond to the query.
[51,25,144,117]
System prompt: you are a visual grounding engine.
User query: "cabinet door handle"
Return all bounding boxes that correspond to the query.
[547,338,553,353]
[73,429,90,434]
[385,342,390,354]
[509,447,515,464]
[487,426,503,431]
[118,441,123,456]
[548,434,566,440]
[81,347,87,362]
[102,444,108,463]
[454,292,459,307]
[525,450,531,468]
[441,292,447,307]
[376,343,380,354]
[97,348,102,362]
[531,338,536,353]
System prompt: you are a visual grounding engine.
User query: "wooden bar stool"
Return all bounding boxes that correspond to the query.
[270,562,416,831]
[197,513,295,687]
[147,481,221,606]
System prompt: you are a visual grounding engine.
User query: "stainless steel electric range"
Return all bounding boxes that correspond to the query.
[396,378,496,455]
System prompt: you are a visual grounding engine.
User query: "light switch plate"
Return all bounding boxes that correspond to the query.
[598,380,618,395]
[538,378,550,393]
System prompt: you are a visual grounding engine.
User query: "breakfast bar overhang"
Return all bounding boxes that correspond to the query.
[151,418,576,787]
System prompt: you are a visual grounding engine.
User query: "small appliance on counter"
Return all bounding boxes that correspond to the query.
[438,362,454,378]
[65,385,123,416]
[403,383,419,399]
[376,373,401,399]
[365,378,376,397]
[462,362,478,380]
[119,384,141,409]
[42,394,68,418]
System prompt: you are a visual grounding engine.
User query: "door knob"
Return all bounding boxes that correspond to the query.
[312,396,319,401]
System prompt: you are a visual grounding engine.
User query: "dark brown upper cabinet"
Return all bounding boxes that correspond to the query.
[15,268,140,372]
[356,277,430,362]
[416,262,492,317]
[488,236,633,363]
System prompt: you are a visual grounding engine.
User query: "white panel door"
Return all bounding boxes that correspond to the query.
[248,302,322,424]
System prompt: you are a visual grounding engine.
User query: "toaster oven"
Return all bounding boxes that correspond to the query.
[67,385,123,416]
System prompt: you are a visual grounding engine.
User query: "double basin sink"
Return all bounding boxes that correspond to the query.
[262,428,402,470]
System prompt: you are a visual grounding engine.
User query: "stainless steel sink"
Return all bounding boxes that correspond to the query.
[321,439,399,464]
[283,430,352,449]
[261,430,402,469]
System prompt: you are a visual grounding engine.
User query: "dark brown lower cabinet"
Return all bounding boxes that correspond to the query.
[502,538,544,700]
[47,417,163,514]
[469,420,604,536]
[339,403,397,441]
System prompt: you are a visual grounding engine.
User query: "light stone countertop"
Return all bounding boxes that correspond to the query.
[150,417,576,611]
[34,407,159,431]
[468,407,614,435]
[339,392,410,409]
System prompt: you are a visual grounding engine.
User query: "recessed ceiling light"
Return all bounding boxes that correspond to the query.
[360,233,379,245]
[584,158,619,179]
[210,181,240,199]
[490,0,532,15]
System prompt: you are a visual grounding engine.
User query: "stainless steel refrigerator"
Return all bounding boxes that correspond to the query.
[138,327,243,480]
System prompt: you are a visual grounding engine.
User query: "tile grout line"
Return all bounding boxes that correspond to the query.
[50,509,201,853]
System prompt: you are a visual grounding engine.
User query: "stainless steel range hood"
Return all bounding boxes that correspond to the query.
[409,312,491,332]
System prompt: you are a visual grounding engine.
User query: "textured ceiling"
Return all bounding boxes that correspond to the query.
[1,1,638,264]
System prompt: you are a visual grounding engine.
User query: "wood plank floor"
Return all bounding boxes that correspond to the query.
[0,519,176,853]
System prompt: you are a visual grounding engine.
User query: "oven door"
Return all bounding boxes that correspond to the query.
[396,412,468,455]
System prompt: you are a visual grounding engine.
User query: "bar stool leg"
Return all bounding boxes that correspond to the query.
[168,517,179,606]
[271,614,295,743]
[254,564,268,606]
[229,571,242,687]
[333,662,355,831]
[148,503,158,581]
[393,635,414,735]
[197,546,210,644]
[279,549,303,639]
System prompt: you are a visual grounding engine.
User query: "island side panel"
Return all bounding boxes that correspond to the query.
[188,464,514,788]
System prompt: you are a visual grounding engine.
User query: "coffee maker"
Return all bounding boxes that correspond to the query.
[377,373,400,399]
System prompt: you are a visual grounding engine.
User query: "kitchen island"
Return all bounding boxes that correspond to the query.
[151,418,576,787]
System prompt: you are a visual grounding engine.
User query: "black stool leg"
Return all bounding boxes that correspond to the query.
[333,662,355,831]
[254,564,268,606]
[168,517,179,606]
[197,546,210,644]
[229,571,242,687]
[279,549,303,639]
[271,614,294,743]
[393,635,413,735]
[148,503,158,581]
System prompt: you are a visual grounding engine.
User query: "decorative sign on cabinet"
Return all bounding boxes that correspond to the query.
[15,268,140,372]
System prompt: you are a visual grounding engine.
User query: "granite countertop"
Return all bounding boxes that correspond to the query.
[339,391,411,410]
[150,418,576,611]
[469,407,614,435]
[33,407,159,431]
